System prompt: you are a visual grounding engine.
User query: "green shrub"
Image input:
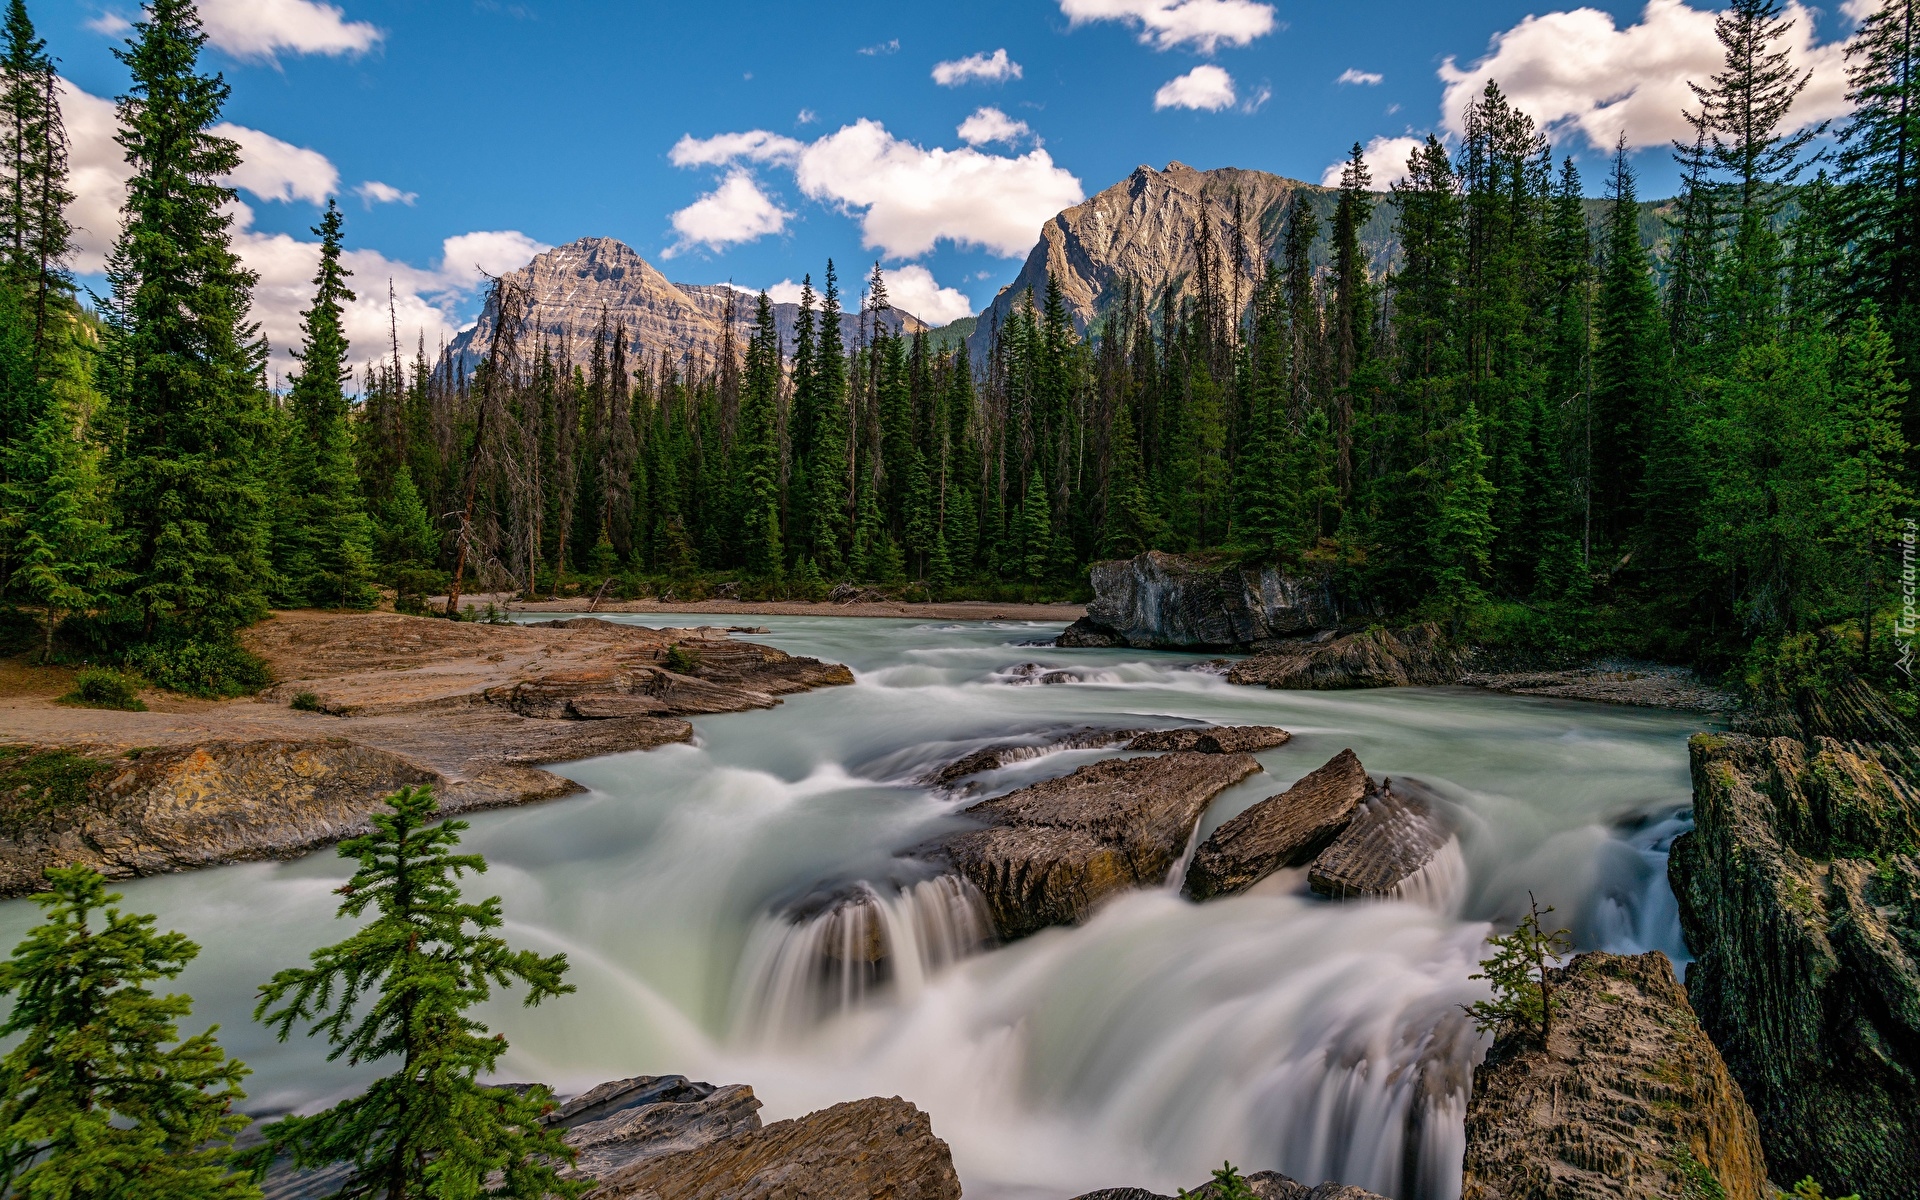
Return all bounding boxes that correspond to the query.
[1793,1178,1860,1200]
[1464,894,1572,1048]
[61,668,146,712]
[0,746,108,836]
[290,691,322,712]
[663,642,702,673]
[1178,1163,1258,1200]
[393,567,446,616]
[128,638,271,699]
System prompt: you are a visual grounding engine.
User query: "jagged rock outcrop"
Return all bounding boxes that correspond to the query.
[449,237,929,374]
[1461,951,1769,1200]
[929,752,1263,939]
[1229,623,1471,690]
[1669,674,1920,1200]
[1184,749,1374,900]
[977,162,1395,354]
[1126,725,1291,754]
[600,1095,961,1200]
[1060,551,1344,651]
[1073,1173,1387,1200]
[1307,778,1454,901]
[550,1076,765,1183]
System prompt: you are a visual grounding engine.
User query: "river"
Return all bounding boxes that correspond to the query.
[0,616,1711,1199]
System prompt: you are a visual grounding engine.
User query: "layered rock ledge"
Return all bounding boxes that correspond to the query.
[1669,675,1920,1200]
[1461,950,1769,1200]
[0,611,852,895]
[926,751,1264,939]
[1074,1173,1386,1200]
[1059,550,1345,650]
[921,724,1290,792]
[1228,623,1470,690]
[1183,748,1374,900]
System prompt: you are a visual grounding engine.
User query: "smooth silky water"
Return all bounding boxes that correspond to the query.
[0,617,1712,1199]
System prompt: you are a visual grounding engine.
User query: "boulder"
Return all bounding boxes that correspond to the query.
[932,752,1263,939]
[1072,1172,1386,1200]
[1461,951,1769,1200]
[1126,726,1292,754]
[599,1095,960,1200]
[1185,749,1374,900]
[920,727,1146,790]
[1228,623,1469,690]
[1069,551,1344,650]
[553,1076,764,1182]
[1307,778,1452,900]
[1669,676,1920,1200]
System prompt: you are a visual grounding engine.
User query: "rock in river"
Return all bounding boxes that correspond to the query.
[1060,550,1344,650]
[1126,725,1292,754]
[1073,1172,1386,1200]
[1228,623,1469,690]
[930,752,1264,939]
[1184,749,1374,900]
[1307,778,1457,905]
[1461,950,1769,1200]
[602,1095,960,1200]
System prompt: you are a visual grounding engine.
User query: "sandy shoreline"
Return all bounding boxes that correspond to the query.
[498,596,1087,621]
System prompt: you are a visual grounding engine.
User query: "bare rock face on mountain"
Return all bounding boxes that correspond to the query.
[930,751,1263,939]
[1184,749,1374,900]
[1062,551,1346,651]
[976,161,1395,353]
[1461,951,1769,1200]
[450,237,929,373]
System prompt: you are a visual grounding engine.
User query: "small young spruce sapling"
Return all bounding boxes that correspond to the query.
[1463,893,1572,1049]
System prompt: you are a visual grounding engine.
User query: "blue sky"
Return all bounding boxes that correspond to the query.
[33,0,1867,362]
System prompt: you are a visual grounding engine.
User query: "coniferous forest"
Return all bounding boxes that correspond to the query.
[0,0,1916,693]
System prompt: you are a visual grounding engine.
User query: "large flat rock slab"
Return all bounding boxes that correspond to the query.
[1185,749,1374,900]
[933,752,1263,939]
[600,1095,960,1200]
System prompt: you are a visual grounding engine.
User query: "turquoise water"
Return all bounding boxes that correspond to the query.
[0,617,1711,1199]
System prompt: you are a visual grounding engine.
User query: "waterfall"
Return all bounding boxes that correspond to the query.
[730,874,994,1044]
[1389,836,1470,916]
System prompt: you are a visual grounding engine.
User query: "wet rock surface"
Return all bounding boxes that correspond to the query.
[920,724,1290,792]
[1307,778,1452,900]
[1461,950,1769,1200]
[1669,675,1920,1200]
[1185,749,1374,900]
[600,1095,961,1200]
[930,752,1264,939]
[552,1076,765,1183]
[1228,623,1470,690]
[1126,725,1292,754]
[1067,550,1344,650]
[1072,1172,1387,1200]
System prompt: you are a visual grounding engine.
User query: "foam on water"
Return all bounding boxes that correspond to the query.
[0,614,1716,1199]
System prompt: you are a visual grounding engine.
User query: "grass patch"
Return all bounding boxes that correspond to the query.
[0,745,109,837]
[290,691,322,712]
[59,667,146,712]
[663,642,702,674]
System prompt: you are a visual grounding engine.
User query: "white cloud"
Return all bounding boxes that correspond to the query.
[869,263,974,325]
[1438,0,1851,152]
[1338,68,1384,86]
[84,12,130,36]
[197,0,381,60]
[957,106,1032,146]
[669,130,805,168]
[1320,134,1426,188]
[1059,0,1276,53]
[797,108,818,125]
[932,48,1023,86]
[676,119,1084,259]
[765,279,808,305]
[354,180,417,206]
[214,122,338,204]
[1242,84,1272,112]
[54,77,542,377]
[859,38,900,55]
[1155,64,1236,111]
[666,170,792,256]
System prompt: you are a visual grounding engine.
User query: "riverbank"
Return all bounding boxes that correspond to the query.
[484,595,1087,621]
[0,610,853,893]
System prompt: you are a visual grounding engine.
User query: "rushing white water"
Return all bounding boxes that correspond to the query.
[0,617,1712,1199]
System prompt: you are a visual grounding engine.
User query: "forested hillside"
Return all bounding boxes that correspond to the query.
[0,0,1914,697]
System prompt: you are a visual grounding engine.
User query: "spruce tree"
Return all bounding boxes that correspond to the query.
[1591,139,1666,547]
[809,263,849,575]
[252,786,583,1200]
[1827,309,1913,659]
[0,866,256,1200]
[279,198,374,608]
[112,0,272,639]
[0,0,71,368]
[1018,468,1052,581]
[5,390,122,660]
[1329,143,1375,500]
[1429,401,1496,617]
[737,291,782,576]
[376,463,438,568]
